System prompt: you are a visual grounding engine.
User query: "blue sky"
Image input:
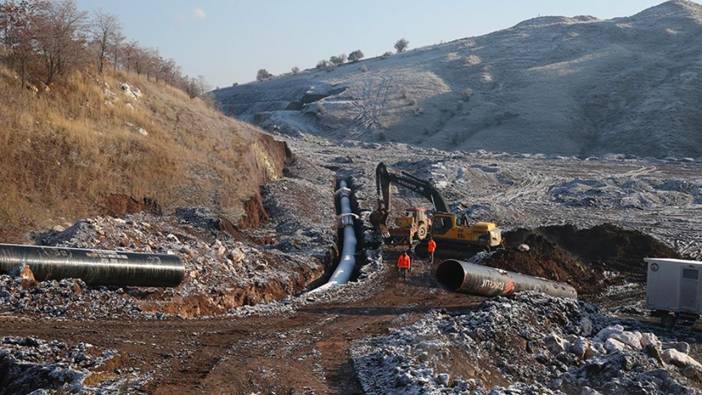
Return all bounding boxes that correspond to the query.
[76,0,675,87]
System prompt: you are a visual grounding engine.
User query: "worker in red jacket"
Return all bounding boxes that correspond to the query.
[396,251,411,280]
[427,237,437,264]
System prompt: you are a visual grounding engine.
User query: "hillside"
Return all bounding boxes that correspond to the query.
[0,67,288,241]
[213,0,702,158]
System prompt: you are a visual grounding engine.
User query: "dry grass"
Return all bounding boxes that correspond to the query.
[0,67,286,240]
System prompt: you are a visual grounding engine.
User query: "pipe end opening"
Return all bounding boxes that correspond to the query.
[436,260,464,291]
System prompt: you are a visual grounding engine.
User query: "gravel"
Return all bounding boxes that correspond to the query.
[352,292,702,394]
[1,211,327,320]
[0,336,147,394]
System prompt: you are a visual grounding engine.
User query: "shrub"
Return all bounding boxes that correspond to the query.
[316,60,331,69]
[394,38,409,53]
[291,66,300,74]
[381,51,393,58]
[348,50,364,62]
[256,69,273,81]
[329,54,347,66]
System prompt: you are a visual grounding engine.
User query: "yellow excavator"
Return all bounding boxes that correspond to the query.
[370,162,503,249]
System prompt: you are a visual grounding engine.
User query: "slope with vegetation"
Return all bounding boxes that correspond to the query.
[0,66,288,241]
[214,0,702,158]
[0,0,288,240]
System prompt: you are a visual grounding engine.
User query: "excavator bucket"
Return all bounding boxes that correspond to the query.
[370,205,390,239]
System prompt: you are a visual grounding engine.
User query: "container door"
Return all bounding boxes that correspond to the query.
[679,268,700,312]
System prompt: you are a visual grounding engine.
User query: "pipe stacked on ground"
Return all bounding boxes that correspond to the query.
[0,243,184,287]
[436,259,577,299]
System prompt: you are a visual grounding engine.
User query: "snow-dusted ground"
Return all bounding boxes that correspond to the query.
[0,336,147,394]
[281,135,702,261]
[2,124,701,392]
[213,0,702,159]
[352,293,702,394]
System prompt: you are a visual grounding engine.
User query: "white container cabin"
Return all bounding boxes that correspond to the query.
[645,258,702,325]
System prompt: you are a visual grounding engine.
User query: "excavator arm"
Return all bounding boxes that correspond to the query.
[370,162,449,237]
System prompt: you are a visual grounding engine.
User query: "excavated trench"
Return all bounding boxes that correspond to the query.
[479,223,682,295]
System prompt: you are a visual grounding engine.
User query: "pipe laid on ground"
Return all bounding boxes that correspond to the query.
[0,244,184,287]
[436,259,577,299]
[311,180,357,293]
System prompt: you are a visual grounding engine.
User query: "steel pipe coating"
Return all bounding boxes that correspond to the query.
[325,179,357,287]
[436,259,577,299]
[0,243,184,287]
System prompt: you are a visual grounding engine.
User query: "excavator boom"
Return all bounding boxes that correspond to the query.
[370,162,503,249]
[370,162,447,239]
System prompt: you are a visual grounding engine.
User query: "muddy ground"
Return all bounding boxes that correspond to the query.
[1,134,702,393]
[1,248,480,394]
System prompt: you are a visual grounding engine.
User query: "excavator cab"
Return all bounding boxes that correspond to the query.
[431,212,502,249]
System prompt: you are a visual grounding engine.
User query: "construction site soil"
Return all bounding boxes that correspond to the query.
[484,224,683,294]
[1,133,702,393]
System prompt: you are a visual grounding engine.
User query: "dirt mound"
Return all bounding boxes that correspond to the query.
[486,233,602,294]
[484,224,681,294]
[536,224,682,276]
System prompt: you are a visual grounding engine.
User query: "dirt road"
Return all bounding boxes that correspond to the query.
[0,250,481,394]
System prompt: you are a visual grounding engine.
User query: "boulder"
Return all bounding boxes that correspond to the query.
[663,341,690,354]
[594,325,624,342]
[568,337,590,359]
[544,334,569,354]
[604,338,627,353]
[19,264,37,289]
[661,349,702,370]
[436,373,450,386]
[640,332,662,350]
[580,387,603,395]
[228,247,246,263]
[609,331,642,350]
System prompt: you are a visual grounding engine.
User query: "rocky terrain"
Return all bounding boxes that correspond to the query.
[0,128,701,393]
[1,2,702,393]
[353,293,702,394]
[213,0,702,158]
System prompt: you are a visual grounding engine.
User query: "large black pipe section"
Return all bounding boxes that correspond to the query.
[311,179,357,293]
[0,244,184,287]
[437,259,577,299]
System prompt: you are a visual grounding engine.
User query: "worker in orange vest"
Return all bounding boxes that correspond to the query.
[396,251,411,280]
[427,237,437,264]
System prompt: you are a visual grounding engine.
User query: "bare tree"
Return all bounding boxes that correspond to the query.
[110,30,124,71]
[119,39,137,72]
[33,0,89,84]
[91,9,120,73]
[195,74,209,95]
[394,38,409,53]
[256,68,272,81]
[184,74,208,98]
[348,49,364,62]
[0,0,40,85]
[0,0,204,95]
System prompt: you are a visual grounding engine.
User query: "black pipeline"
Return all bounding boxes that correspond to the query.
[0,244,184,287]
[436,259,577,299]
